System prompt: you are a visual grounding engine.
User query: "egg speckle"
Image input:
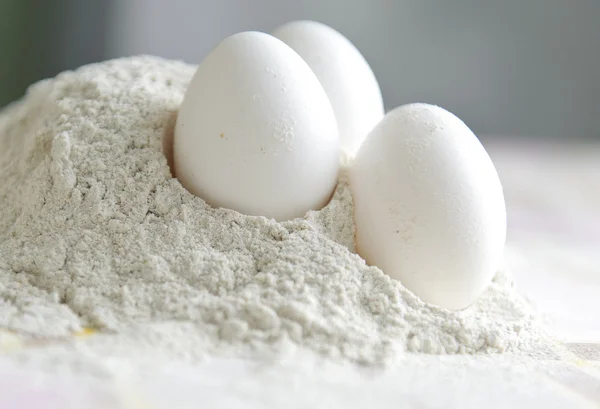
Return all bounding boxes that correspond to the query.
[349,103,506,310]
[174,32,339,221]
[273,21,384,157]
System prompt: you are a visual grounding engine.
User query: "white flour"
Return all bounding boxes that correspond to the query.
[0,56,545,367]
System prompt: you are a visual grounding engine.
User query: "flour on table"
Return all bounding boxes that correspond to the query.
[0,56,544,366]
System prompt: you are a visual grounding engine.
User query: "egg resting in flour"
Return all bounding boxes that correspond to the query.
[272,21,384,157]
[349,103,506,310]
[174,32,339,222]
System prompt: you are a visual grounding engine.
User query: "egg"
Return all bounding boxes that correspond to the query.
[272,21,384,157]
[349,103,506,310]
[174,32,340,221]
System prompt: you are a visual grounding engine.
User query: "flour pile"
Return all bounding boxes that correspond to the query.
[0,57,543,366]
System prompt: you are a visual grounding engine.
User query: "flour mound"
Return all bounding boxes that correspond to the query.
[0,57,542,365]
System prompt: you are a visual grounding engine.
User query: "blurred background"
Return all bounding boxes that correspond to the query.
[0,0,598,139]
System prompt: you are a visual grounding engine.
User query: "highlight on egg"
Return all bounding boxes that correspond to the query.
[174,31,340,222]
[272,20,384,158]
[349,103,506,310]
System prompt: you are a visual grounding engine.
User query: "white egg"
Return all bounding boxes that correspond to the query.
[349,103,506,310]
[272,21,384,157]
[174,32,339,221]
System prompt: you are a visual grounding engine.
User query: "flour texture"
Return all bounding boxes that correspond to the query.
[0,57,542,366]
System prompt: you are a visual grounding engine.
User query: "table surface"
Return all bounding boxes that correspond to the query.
[1,138,599,409]
[488,138,600,343]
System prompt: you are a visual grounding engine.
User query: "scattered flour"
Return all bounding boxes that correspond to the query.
[0,56,545,367]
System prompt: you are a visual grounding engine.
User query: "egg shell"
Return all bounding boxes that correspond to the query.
[272,21,384,157]
[349,103,506,310]
[174,32,340,221]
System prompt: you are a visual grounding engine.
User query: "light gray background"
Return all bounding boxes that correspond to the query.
[106,0,600,139]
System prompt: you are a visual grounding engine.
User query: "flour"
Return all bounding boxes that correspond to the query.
[0,56,545,367]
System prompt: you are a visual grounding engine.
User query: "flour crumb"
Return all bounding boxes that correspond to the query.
[0,56,545,367]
